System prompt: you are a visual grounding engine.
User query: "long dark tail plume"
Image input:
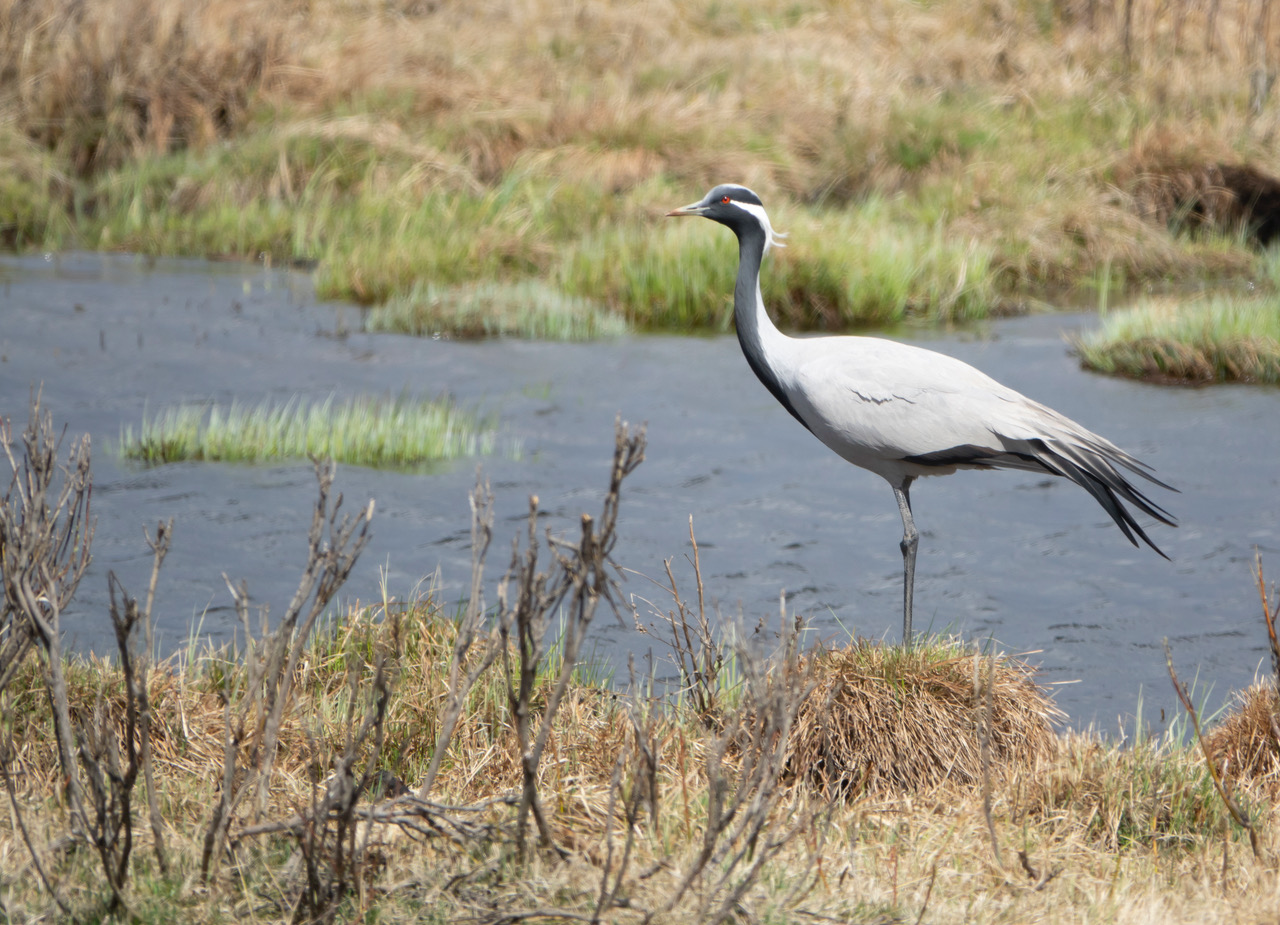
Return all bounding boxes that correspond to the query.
[1030,436,1176,558]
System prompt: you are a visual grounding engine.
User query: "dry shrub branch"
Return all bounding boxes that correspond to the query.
[289,620,398,924]
[1,399,171,912]
[0,396,93,909]
[653,601,820,925]
[201,458,375,881]
[630,516,725,726]
[1205,556,1280,793]
[499,419,646,860]
[415,470,501,802]
[1165,638,1264,860]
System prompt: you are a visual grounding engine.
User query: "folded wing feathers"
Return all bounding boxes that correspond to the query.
[1015,429,1176,557]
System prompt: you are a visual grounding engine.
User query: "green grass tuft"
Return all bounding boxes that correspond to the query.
[1075,295,1280,383]
[0,125,70,250]
[562,197,1001,330]
[367,279,625,340]
[120,393,516,468]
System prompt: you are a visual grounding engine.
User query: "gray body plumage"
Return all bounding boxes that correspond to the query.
[668,183,1176,642]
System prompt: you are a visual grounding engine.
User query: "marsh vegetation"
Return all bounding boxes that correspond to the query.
[4,401,1280,923]
[1075,295,1280,383]
[4,3,1280,916]
[1,0,1279,372]
[118,393,513,468]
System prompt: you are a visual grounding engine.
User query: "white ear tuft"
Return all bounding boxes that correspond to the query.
[734,201,786,254]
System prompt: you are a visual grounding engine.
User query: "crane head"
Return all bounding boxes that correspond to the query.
[666,184,786,251]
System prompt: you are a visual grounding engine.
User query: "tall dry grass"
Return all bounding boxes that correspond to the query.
[0,0,280,174]
[6,0,1280,327]
[3,601,1279,923]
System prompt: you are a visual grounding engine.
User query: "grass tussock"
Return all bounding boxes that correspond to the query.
[1207,683,1280,794]
[1074,295,1280,383]
[8,0,1280,337]
[789,640,1062,795]
[119,392,512,468]
[367,279,626,340]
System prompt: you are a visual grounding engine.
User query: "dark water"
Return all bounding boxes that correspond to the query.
[2,253,1277,730]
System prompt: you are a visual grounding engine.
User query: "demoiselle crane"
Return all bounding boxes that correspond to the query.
[666,184,1176,643]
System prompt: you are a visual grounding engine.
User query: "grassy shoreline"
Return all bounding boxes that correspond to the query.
[4,407,1280,922]
[2,600,1278,923]
[1076,295,1280,384]
[4,0,1280,363]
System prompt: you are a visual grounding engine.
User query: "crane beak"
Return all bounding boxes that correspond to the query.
[665,201,706,217]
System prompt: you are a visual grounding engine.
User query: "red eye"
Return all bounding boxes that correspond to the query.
[721,195,731,203]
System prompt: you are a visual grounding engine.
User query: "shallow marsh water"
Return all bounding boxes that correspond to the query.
[2,253,1278,728]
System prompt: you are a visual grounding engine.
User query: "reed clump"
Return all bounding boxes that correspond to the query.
[119,392,512,468]
[788,640,1062,795]
[1074,295,1280,383]
[1206,684,1280,795]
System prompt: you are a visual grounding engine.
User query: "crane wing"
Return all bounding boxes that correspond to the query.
[780,335,1176,554]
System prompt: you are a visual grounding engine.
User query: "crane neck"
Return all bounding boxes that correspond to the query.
[732,221,781,353]
[731,219,809,430]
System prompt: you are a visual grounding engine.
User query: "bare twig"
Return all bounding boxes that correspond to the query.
[629,517,724,724]
[1164,639,1262,860]
[1017,849,1062,891]
[500,420,646,861]
[201,459,374,881]
[139,521,172,873]
[913,862,938,925]
[650,598,817,925]
[980,645,1002,870]
[417,470,502,801]
[290,614,398,924]
[107,519,173,875]
[594,657,662,922]
[236,791,506,846]
[1256,554,1280,687]
[1254,555,1280,755]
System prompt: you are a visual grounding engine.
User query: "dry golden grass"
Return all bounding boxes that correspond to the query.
[2,600,1280,923]
[6,0,1280,321]
[789,641,1062,795]
[1208,683,1280,793]
[0,0,280,174]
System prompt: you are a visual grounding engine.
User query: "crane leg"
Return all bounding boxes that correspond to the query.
[893,481,918,646]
